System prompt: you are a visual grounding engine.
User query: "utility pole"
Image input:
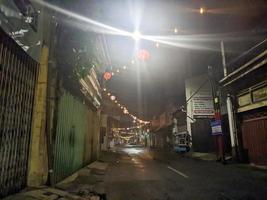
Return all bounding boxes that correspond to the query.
[208,66,225,163]
[220,41,238,160]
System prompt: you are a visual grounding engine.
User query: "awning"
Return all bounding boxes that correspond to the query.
[220,50,267,87]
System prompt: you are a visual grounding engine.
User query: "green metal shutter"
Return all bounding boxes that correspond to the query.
[52,91,89,184]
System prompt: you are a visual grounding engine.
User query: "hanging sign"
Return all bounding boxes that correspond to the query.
[210,120,223,135]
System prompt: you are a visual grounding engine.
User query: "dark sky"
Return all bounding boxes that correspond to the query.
[70,0,267,120]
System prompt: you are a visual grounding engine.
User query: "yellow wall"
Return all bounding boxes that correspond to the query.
[27,46,49,186]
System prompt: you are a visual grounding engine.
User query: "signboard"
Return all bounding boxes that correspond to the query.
[0,0,42,61]
[210,120,223,135]
[238,93,251,107]
[13,0,38,31]
[192,95,214,116]
[253,86,267,102]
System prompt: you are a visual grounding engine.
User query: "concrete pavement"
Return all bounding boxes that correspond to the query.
[3,160,110,200]
[4,145,267,200]
[104,145,267,200]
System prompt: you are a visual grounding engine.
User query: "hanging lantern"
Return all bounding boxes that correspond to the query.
[103,72,112,81]
[138,49,150,61]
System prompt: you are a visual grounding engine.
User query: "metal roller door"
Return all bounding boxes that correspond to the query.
[52,91,88,184]
[242,116,267,166]
[0,29,38,197]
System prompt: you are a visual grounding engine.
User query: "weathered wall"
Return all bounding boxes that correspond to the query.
[27,46,49,187]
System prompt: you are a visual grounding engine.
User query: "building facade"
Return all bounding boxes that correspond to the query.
[220,40,267,166]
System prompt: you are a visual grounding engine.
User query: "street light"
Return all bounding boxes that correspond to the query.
[132,30,141,41]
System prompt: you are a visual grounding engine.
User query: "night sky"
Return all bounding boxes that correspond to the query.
[70,0,267,120]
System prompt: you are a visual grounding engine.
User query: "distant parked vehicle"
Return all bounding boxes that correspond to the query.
[173,131,191,153]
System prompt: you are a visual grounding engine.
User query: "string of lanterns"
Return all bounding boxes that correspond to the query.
[117,135,134,140]
[103,49,150,82]
[112,125,142,131]
[102,49,151,126]
[103,88,150,125]
[103,59,134,81]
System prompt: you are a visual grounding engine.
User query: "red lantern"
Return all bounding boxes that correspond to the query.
[138,49,150,61]
[103,72,112,81]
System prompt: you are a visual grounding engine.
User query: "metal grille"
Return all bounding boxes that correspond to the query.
[0,29,38,197]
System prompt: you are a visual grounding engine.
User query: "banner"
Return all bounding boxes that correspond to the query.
[192,94,214,116]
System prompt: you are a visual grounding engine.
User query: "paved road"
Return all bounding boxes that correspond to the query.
[103,145,267,200]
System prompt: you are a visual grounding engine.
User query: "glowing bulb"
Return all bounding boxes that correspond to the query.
[174,28,178,34]
[111,72,114,76]
[116,69,120,73]
[110,95,116,101]
[115,100,118,103]
[107,93,111,96]
[123,65,127,69]
[200,7,204,14]
[132,30,141,41]
[103,88,107,91]
[156,43,159,48]
[131,60,135,64]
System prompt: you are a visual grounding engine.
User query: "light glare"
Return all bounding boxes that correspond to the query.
[200,7,205,14]
[132,30,141,41]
